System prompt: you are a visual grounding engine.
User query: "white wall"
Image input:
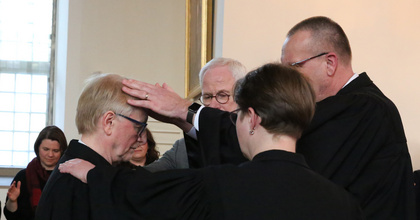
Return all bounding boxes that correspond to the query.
[0,186,7,219]
[217,0,420,169]
[59,0,186,153]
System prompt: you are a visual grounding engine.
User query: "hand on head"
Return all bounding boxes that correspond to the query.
[59,159,95,184]
[122,79,193,127]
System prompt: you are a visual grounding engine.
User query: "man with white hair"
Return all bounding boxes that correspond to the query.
[144,57,247,171]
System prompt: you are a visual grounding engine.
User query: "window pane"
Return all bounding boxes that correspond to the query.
[0,131,13,151]
[0,151,12,166]
[13,151,30,167]
[0,41,17,61]
[33,43,50,62]
[14,112,30,131]
[0,0,54,167]
[29,151,36,159]
[17,42,33,61]
[15,93,31,112]
[29,132,39,150]
[13,132,29,151]
[32,74,48,94]
[0,73,15,92]
[31,94,47,112]
[15,74,31,93]
[30,113,46,131]
[0,112,14,130]
[0,92,14,111]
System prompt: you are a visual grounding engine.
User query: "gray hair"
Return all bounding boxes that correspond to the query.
[198,57,247,87]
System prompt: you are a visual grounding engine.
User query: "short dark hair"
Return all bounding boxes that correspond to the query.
[144,128,160,165]
[288,16,352,65]
[34,125,68,157]
[234,63,315,138]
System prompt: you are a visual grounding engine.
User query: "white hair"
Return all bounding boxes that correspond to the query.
[198,57,247,87]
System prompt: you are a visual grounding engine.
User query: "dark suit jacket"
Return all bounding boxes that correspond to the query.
[86,150,364,220]
[190,73,415,219]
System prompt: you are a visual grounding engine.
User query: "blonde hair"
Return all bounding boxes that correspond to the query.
[76,73,138,134]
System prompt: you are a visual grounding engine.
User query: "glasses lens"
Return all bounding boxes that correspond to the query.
[138,124,147,137]
[216,93,229,104]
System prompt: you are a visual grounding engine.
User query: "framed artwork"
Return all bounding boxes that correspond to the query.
[185,0,214,99]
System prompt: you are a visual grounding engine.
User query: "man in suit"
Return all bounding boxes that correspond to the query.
[144,57,246,171]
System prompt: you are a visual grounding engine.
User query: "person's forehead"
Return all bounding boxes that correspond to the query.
[40,139,60,149]
[129,109,148,122]
[282,31,313,59]
[202,66,235,88]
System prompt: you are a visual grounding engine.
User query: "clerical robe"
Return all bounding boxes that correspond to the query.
[189,73,415,219]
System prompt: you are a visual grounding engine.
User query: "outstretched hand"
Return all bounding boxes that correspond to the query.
[7,181,21,202]
[59,159,95,183]
[122,79,192,124]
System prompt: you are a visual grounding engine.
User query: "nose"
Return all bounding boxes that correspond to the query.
[208,97,221,109]
[48,150,54,157]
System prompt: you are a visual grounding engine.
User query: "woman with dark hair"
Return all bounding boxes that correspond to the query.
[123,128,160,167]
[4,125,67,220]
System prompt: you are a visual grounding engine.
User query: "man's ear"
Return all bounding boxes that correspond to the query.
[326,52,338,76]
[102,111,115,136]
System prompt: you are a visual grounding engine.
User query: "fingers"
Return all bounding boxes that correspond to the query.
[126,99,153,109]
[122,86,149,100]
[59,158,80,173]
[162,82,175,92]
[122,79,154,91]
[16,181,21,189]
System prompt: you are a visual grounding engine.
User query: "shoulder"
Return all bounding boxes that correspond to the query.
[12,168,27,181]
[173,138,186,147]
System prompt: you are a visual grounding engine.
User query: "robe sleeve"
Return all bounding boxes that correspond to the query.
[189,107,247,168]
[87,166,212,219]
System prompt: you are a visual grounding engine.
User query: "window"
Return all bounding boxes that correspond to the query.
[0,0,55,167]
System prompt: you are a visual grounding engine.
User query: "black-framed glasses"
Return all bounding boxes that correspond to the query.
[229,108,241,126]
[116,113,147,139]
[200,92,230,106]
[290,52,329,67]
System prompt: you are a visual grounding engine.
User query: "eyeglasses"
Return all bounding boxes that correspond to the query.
[229,108,241,126]
[290,52,329,67]
[116,113,147,139]
[200,92,230,106]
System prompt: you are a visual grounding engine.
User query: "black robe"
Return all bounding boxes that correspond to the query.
[86,150,364,220]
[34,140,112,220]
[189,73,415,219]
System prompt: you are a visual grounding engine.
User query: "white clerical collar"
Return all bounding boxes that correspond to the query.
[342,73,359,88]
[78,139,87,146]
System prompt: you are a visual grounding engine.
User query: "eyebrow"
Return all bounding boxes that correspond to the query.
[203,90,230,95]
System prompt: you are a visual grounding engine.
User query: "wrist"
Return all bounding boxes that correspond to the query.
[186,102,201,124]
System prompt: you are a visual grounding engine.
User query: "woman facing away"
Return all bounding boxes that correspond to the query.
[3,126,68,220]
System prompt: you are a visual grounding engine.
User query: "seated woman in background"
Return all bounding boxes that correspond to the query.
[120,128,160,168]
[3,125,68,220]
